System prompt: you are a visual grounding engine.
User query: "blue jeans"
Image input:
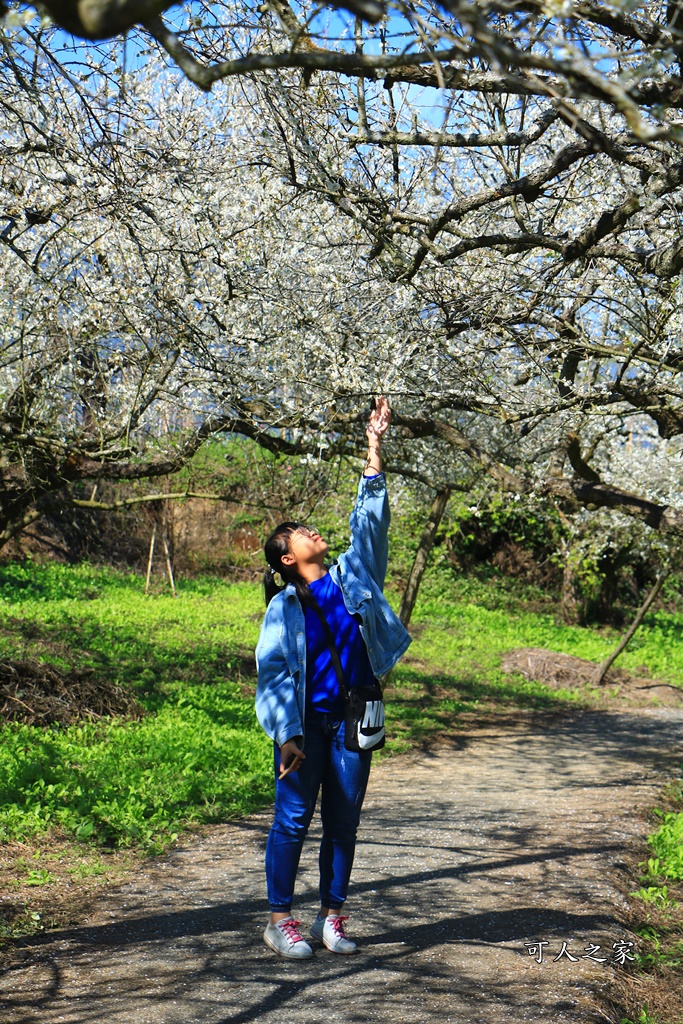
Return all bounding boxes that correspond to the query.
[265,714,372,913]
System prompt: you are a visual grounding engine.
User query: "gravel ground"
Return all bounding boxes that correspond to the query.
[2,707,682,1024]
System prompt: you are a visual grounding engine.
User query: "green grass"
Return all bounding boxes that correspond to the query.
[646,777,683,886]
[620,1007,666,1024]
[0,561,681,854]
[0,563,271,851]
[0,704,273,852]
[413,573,683,686]
[626,777,683,995]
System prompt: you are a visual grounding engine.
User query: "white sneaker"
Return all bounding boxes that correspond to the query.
[264,917,314,959]
[310,914,358,954]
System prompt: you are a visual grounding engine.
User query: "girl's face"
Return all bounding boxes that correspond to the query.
[282,525,328,570]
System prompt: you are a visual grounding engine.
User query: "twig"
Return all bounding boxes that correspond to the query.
[2,693,37,715]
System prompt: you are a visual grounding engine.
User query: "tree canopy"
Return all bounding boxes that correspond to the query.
[20,0,683,146]
[2,3,683,551]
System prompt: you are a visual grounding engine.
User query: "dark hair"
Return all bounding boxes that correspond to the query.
[263,522,313,608]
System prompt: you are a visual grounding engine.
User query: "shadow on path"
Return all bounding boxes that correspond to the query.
[2,707,680,1024]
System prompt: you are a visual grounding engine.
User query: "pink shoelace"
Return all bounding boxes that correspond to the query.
[328,915,350,937]
[278,918,306,944]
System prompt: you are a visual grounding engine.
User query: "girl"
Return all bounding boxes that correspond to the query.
[255,397,411,959]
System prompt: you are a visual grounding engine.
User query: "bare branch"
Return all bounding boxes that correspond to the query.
[70,490,241,510]
[346,108,558,149]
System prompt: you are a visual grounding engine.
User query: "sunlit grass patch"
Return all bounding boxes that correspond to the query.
[0,561,679,857]
[411,579,683,689]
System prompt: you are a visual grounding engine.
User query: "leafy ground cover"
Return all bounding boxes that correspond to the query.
[0,563,270,853]
[614,774,683,1024]
[0,561,681,974]
[1,562,682,855]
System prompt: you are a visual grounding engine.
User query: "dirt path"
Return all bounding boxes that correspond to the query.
[2,707,682,1024]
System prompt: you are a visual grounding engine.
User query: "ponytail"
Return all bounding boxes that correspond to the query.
[263,566,283,607]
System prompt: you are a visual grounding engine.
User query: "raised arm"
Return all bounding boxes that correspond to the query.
[345,397,392,589]
[363,395,390,476]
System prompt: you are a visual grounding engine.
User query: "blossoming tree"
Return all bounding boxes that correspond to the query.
[3,4,683,577]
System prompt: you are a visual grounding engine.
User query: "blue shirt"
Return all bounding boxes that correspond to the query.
[304,571,376,714]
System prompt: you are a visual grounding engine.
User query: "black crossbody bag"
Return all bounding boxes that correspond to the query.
[309,603,386,753]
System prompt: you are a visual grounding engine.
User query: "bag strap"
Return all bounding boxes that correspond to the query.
[308,601,350,703]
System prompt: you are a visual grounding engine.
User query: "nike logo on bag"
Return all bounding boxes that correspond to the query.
[361,701,385,729]
[357,727,385,750]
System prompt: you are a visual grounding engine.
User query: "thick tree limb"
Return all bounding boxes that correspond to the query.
[41,0,386,41]
[0,506,44,546]
[346,109,558,149]
[589,237,683,279]
[613,385,683,440]
[394,413,528,492]
[565,434,601,483]
[40,0,171,39]
[143,16,468,92]
[23,0,683,130]
[545,478,683,534]
[383,66,683,109]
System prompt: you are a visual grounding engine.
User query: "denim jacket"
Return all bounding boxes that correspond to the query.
[255,473,412,747]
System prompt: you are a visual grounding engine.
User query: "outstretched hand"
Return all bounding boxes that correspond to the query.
[367,396,391,441]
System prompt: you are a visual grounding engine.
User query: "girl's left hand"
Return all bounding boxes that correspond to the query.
[367,395,391,440]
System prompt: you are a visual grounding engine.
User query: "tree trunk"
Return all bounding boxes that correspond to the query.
[594,574,667,685]
[561,558,583,624]
[162,531,177,597]
[399,489,451,627]
[145,523,157,595]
